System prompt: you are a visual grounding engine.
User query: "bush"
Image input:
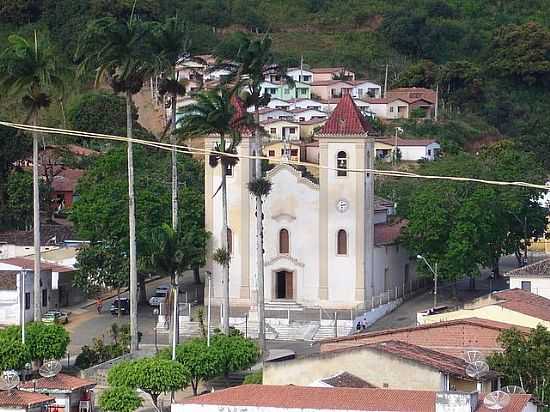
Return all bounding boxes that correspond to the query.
[75,335,127,370]
[243,370,262,384]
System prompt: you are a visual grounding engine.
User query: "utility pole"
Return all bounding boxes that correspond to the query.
[19,270,26,344]
[434,83,439,122]
[524,216,528,266]
[384,64,389,98]
[433,262,438,308]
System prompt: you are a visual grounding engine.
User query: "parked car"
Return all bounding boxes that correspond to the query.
[110,298,130,316]
[155,285,170,294]
[149,289,168,306]
[41,310,69,324]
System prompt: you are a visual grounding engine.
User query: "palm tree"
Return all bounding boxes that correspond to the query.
[213,35,290,353]
[0,32,64,322]
[178,88,243,334]
[77,15,158,353]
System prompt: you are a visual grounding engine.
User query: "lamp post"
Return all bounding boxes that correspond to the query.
[153,308,159,354]
[19,269,27,344]
[206,271,212,347]
[417,255,438,308]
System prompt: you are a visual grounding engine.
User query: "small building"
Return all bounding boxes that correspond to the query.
[505,258,550,299]
[261,119,301,141]
[287,98,325,112]
[286,68,314,83]
[20,373,96,412]
[290,108,328,122]
[0,390,54,412]
[264,98,291,110]
[264,141,301,163]
[0,225,75,260]
[312,80,382,102]
[375,137,440,161]
[258,108,294,122]
[418,289,550,329]
[172,385,537,412]
[260,81,311,101]
[311,67,356,82]
[51,168,85,209]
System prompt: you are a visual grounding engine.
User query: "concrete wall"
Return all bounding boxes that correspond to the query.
[0,245,59,259]
[264,345,443,390]
[373,245,416,297]
[509,277,550,299]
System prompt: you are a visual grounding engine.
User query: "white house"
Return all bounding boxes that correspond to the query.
[288,98,326,112]
[261,119,301,141]
[352,80,382,99]
[287,68,314,83]
[205,95,416,310]
[375,137,441,161]
[258,108,294,122]
[506,258,550,299]
[290,108,328,122]
[0,390,54,412]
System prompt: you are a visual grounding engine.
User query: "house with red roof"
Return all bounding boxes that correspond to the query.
[0,390,54,412]
[172,385,538,412]
[375,136,441,161]
[204,94,417,313]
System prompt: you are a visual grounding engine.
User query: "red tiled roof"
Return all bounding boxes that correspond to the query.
[505,258,550,278]
[0,225,75,246]
[317,94,372,136]
[376,137,438,147]
[0,257,73,273]
[0,390,54,408]
[20,373,96,392]
[51,168,85,193]
[290,108,325,114]
[184,385,437,411]
[491,289,550,321]
[386,87,436,104]
[374,219,407,246]
[477,393,532,412]
[321,372,375,388]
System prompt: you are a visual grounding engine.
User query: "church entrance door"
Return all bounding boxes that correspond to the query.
[275,270,294,300]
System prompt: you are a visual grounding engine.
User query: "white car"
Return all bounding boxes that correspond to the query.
[149,289,168,306]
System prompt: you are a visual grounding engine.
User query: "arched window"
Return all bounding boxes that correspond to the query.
[226,228,233,255]
[337,151,347,176]
[337,230,347,255]
[279,229,289,254]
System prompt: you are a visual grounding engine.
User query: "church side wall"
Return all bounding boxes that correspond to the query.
[373,245,417,297]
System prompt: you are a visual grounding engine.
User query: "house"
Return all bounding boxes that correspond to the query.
[260,81,311,101]
[286,67,314,83]
[265,98,291,110]
[323,98,372,116]
[0,225,75,259]
[290,108,328,122]
[20,373,96,412]
[0,257,76,325]
[352,80,382,99]
[311,67,355,82]
[365,97,412,119]
[0,390,54,412]
[264,141,301,163]
[505,258,550,299]
[298,119,327,140]
[51,168,85,209]
[264,340,497,393]
[204,95,416,310]
[418,289,550,329]
[308,372,375,388]
[261,119,301,141]
[258,108,294,122]
[375,137,440,161]
[287,98,326,112]
[312,80,382,101]
[385,87,437,119]
[319,317,531,358]
[172,385,537,412]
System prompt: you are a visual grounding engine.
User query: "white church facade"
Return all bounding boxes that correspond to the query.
[204,95,417,310]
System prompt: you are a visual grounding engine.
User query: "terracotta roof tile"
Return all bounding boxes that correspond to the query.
[183,385,436,411]
[491,289,550,321]
[477,393,532,412]
[317,94,372,136]
[51,168,85,193]
[505,258,550,278]
[386,87,436,104]
[374,219,407,245]
[0,257,73,273]
[0,390,54,408]
[321,372,375,388]
[20,373,96,392]
[0,225,75,246]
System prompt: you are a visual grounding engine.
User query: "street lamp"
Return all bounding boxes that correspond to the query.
[153,308,159,354]
[206,271,212,347]
[417,255,438,308]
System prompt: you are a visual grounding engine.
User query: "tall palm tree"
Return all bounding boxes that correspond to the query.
[0,32,64,322]
[178,88,243,334]
[213,35,290,353]
[77,15,158,353]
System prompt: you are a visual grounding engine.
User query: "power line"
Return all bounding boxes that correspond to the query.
[1,120,548,191]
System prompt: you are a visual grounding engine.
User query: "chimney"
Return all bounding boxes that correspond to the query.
[435,391,479,412]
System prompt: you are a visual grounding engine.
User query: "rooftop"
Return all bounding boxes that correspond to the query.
[386,87,437,104]
[374,219,407,246]
[311,67,350,74]
[376,137,438,147]
[51,168,85,193]
[505,258,550,278]
[0,225,75,247]
[0,257,73,273]
[317,94,372,136]
[0,390,54,408]
[489,289,550,321]
[320,372,375,389]
[20,373,96,392]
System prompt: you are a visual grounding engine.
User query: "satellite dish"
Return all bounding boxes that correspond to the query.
[483,390,511,410]
[502,385,526,394]
[465,360,490,379]
[464,350,483,364]
[0,370,20,391]
[39,360,61,378]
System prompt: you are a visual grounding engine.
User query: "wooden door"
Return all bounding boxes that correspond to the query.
[285,271,293,299]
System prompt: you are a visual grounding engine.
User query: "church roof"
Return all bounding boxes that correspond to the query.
[317,94,372,136]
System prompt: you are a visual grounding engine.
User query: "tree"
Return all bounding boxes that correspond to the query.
[487,325,550,408]
[108,357,190,407]
[6,170,37,230]
[78,15,159,353]
[210,333,259,379]
[178,88,241,334]
[25,322,70,362]
[0,327,31,371]
[74,241,129,315]
[99,386,142,412]
[0,32,65,322]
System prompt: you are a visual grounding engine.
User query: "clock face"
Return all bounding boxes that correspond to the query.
[336,199,349,213]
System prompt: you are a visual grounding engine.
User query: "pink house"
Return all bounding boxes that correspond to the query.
[311,67,356,82]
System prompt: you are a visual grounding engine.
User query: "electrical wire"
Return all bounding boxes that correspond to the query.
[1,120,548,191]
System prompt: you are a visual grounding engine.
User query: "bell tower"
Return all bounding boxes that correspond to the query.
[316,94,375,307]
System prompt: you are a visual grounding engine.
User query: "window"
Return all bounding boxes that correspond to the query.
[268,150,275,157]
[521,281,531,292]
[299,88,308,95]
[302,75,311,82]
[268,88,277,94]
[390,106,394,113]
[358,89,364,98]
[289,127,296,134]
[299,117,305,122]
[226,228,233,255]
[270,128,277,134]
[337,151,347,176]
[428,149,432,156]
[290,149,298,157]
[25,292,30,310]
[225,163,233,177]
[42,289,47,307]
[337,230,347,255]
[279,229,289,254]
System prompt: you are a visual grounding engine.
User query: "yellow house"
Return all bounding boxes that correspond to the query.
[264,141,301,163]
[418,289,550,329]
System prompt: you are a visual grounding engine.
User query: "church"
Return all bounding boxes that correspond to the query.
[204,95,417,310]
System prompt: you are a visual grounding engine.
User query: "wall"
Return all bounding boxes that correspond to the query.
[373,245,416,297]
[0,245,59,259]
[399,146,428,161]
[509,277,550,299]
[264,345,443,390]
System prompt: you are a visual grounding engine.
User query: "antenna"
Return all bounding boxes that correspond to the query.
[39,360,62,378]
[464,350,484,364]
[502,385,526,394]
[483,390,511,410]
[0,370,20,391]
[465,360,490,379]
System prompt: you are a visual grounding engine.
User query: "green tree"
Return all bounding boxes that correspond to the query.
[0,327,31,371]
[487,325,550,408]
[99,386,142,412]
[178,88,240,334]
[211,333,259,379]
[25,322,70,362]
[78,15,159,352]
[108,357,190,407]
[6,170,35,230]
[0,32,65,322]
